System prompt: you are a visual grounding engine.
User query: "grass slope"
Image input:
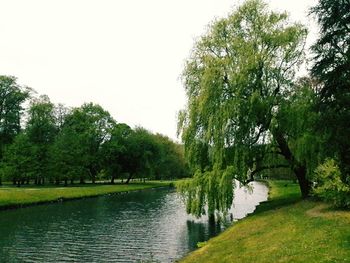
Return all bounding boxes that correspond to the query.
[0,181,173,210]
[180,181,350,263]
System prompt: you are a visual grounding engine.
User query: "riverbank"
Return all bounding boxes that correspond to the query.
[180,180,350,263]
[0,181,174,210]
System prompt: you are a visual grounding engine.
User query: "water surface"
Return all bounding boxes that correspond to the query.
[0,182,268,262]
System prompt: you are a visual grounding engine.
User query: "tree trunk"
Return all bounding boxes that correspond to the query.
[89,167,97,184]
[70,179,74,185]
[64,178,68,186]
[294,165,311,198]
[125,174,133,184]
[80,177,85,184]
[111,175,115,184]
[274,130,312,198]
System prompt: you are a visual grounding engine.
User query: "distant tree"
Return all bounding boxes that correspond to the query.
[101,123,133,184]
[311,0,350,182]
[2,132,35,186]
[153,134,188,180]
[0,77,189,186]
[63,103,115,183]
[54,103,70,131]
[49,125,87,185]
[25,95,57,184]
[178,0,309,218]
[0,76,30,157]
[122,128,160,184]
[101,126,188,184]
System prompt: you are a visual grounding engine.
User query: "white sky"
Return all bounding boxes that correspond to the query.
[0,0,317,140]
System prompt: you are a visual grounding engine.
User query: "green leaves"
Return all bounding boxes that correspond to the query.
[178,0,308,216]
[0,76,30,155]
[313,159,350,208]
[311,0,350,179]
[176,166,235,218]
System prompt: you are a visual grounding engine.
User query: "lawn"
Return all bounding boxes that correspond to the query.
[0,181,173,209]
[180,180,350,263]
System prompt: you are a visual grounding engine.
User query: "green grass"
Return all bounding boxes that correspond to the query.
[0,181,173,209]
[180,180,350,263]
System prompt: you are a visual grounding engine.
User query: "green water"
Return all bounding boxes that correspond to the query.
[0,182,268,262]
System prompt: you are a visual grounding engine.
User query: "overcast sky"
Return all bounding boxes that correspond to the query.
[0,0,317,140]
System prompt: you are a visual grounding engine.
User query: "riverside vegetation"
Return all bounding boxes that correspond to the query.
[0,79,188,188]
[177,0,350,218]
[180,181,350,263]
[0,0,349,261]
[177,0,349,261]
[0,181,173,210]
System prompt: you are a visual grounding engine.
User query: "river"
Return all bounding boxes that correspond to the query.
[0,181,268,262]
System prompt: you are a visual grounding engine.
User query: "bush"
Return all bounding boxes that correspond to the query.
[313,159,350,208]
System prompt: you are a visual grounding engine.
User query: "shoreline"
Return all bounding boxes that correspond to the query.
[0,181,174,212]
[179,180,350,262]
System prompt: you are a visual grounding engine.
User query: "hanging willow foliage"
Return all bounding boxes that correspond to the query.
[177,166,236,218]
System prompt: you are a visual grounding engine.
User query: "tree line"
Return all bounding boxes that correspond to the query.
[177,0,350,218]
[0,77,188,186]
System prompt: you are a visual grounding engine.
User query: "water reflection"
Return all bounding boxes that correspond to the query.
[0,182,268,262]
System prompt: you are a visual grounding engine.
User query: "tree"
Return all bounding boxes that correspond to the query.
[178,0,308,217]
[54,103,70,131]
[2,132,35,186]
[152,134,188,180]
[0,76,30,157]
[311,0,350,183]
[101,125,188,184]
[101,123,133,184]
[122,127,160,184]
[49,125,87,185]
[63,103,116,183]
[25,95,57,184]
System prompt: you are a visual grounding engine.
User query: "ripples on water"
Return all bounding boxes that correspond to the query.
[0,181,268,262]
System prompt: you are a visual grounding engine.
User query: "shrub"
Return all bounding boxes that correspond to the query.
[313,159,350,208]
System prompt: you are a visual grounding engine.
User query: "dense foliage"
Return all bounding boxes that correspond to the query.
[313,159,350,208]
[0,77,188,186]
[311,0,350,183]
[0,76,29,158]
[178,0,312,217]
[178,0,350,217]
[0,0,348,213]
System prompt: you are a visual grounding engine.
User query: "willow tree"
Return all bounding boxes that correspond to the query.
[177,0,309,218]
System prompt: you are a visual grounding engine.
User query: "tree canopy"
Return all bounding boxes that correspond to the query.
[0,77,188,186]
[311,0,350,181]
[178,0,312,217]
[0,76,30,156]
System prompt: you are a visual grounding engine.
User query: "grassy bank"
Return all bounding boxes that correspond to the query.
[180,181,350,263]
[0,181,173,210]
